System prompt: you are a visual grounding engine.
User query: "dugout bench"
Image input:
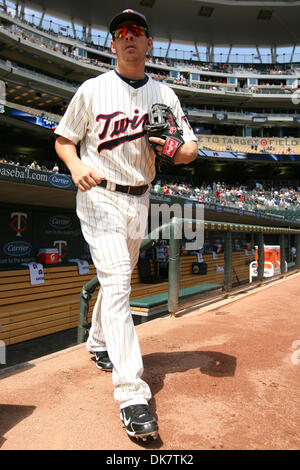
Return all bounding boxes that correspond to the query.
[130,282,222,321]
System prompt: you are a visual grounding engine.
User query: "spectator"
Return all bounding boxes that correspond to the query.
[291,246,296,261]
[30,160,41,170]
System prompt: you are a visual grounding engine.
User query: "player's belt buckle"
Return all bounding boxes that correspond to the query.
[98,181,148,195]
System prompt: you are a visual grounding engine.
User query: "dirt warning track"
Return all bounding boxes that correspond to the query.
[1,273,300,450]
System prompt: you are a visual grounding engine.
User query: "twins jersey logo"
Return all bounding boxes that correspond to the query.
[96,109,148,153]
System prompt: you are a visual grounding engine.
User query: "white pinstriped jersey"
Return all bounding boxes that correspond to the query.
[55,70,196,186]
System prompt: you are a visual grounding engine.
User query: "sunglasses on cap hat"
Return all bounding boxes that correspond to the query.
[113,24,148,39]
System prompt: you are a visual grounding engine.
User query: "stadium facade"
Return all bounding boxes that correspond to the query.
[1,0,300,347]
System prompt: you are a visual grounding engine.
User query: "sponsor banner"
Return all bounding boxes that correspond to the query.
[0,206,88,266]
[3,241,32,257]
[197,134,300,154]
[246,154,300,162]
[0,163,76,190]
[149,193,192,208]
[213,112,227,121]
[4,105,59,130]
[252,116,268,123]
[25,167,51,186]
[150,194,172,203]
[48,173,73,189]
[34,210,82,264]
[222,207,239,214]
[0,208,34,265]
[0,163,27,182]
[49,215,72,230]
[200,149,238,158]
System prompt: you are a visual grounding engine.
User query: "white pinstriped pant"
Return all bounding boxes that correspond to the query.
[77,186,151,408]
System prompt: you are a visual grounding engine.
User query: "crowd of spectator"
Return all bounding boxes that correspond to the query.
[0,156,61,173]
[3,8,296,76]
[1,154,300,219]
[152,180,300,217]
[1,17,299,98]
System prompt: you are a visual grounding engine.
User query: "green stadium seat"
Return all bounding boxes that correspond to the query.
[287,262,296,270]
[130,283,222,319]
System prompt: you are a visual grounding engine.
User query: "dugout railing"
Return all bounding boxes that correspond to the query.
[77,218,300,343]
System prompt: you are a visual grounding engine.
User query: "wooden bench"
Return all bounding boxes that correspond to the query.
[130,283,222,319]
[130,251,254,319]
[178,251,255,289]
[0,260,164,346]
[0,264,99,346]
[287,261,296,271]
[0,251,255,346]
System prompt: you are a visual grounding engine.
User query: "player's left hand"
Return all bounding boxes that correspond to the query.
[148,136,165,156]
[149,137,198,165]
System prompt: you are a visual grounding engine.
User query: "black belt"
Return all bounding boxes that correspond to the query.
[98,180,149,196]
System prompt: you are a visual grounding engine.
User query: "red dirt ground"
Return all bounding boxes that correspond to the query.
[1,273,300,450]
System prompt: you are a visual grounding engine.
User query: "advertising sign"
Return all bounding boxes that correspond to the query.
[0,206,88,266]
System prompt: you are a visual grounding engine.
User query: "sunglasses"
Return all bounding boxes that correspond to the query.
[113,24,148,39]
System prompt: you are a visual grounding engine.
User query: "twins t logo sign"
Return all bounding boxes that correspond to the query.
[10,212,28,237]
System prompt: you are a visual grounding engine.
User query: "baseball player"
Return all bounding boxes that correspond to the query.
[55,8,198,441]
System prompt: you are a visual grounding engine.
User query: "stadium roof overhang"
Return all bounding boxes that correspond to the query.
[26,0,300,47]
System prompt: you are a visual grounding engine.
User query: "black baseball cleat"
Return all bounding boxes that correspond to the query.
[120,404,158,441]
[92,351,113,371]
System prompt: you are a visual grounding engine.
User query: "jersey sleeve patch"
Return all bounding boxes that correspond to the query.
[182,115,192,130]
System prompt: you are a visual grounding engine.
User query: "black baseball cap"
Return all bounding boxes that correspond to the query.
[109,9,150,36]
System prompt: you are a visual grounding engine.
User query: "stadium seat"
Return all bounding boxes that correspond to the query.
[130,283,222,318]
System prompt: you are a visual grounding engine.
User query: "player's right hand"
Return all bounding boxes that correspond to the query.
[70,161,104,192]
[55,136,103,192]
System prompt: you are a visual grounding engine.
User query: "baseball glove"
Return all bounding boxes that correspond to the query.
[145,103,184,166]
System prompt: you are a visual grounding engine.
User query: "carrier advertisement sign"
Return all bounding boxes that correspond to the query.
[0,208,34,265]
[0,207,88,266]
[35,210,82,264]
[0,163,75,189]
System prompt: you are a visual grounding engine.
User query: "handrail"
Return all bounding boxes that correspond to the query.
[77,217,300,342]
[77,222,171,343]
[167,218,300,314]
